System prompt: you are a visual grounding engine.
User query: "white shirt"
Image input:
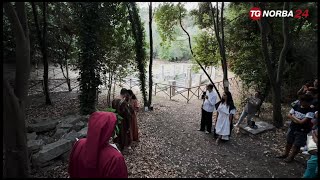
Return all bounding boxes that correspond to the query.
[202,90,217,112]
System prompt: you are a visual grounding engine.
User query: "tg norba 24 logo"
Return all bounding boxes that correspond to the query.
[249,7,309,20]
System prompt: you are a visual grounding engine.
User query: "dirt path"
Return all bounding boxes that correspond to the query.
[27,92,309,178]
[123,96,308,178]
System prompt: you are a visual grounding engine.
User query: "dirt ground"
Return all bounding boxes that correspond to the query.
[27,92,309,178]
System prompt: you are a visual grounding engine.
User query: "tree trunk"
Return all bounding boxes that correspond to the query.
[66,61,71,91]
[42,2,51,105]
[255,2,289,128]
[108,73,113,107]
[127,2,148,107]
[208,2,228,92]
[148,2,153,109]
[276,2,290,84]
[112,76,117,102]
[31,2,51,105]
[220,2,228,92]
[271,84,283,128]
[3,2,30,177]
[178,3,221,100]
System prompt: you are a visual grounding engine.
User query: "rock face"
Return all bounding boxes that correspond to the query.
[27,120,58,133]
[26,114,90,168]
[27,132,38,141]
[74,121,85,132]
[64,115,83,125]
[78,127,88,138]
[32,139,73,167]
[28,139,44,153]
[56,123,73,132]
[62,130,80,143]
[53,129,69,140]
[38,135,55,145]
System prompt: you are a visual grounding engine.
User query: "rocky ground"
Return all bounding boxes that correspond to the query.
[26,92,309,178]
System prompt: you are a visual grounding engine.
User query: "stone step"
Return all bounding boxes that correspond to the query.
[64,115,88,125]
[27,132,38,141]
[74,121,85,132]
[78,127,88,138]
[62,130,80,143]
[53,128,69,140]
[32,139,73,167]
[27,120,58,133]
[28,139,44,154]
[56,123,73,131]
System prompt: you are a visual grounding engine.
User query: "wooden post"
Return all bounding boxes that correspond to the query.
[154,83,157,96]
[187,88,190,103]
[169,85,172,100]
[129,79,132,89]
[197,86,200,99]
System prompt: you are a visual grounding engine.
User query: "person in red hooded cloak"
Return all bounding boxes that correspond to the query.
[68,111,128,178]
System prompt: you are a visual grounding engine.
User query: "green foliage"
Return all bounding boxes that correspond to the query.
[72,2,104,115]
[99,2,136,84]
[190,2,213,29]
[192,31,219,67]
[154,3,183,44]
[100,108,123,139]
[48,2,78,68]
[226,2,318,101]
[127,2,148,106]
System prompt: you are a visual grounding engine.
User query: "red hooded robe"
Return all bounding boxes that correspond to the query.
[68,112,128,178]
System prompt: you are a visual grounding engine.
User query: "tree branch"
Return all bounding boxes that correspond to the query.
[178,2,221,99]
[276,2,290,84]
[255,3,276,86]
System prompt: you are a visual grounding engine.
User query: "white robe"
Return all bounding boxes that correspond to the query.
[215,103,236,140]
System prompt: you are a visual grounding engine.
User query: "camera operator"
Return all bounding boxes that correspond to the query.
[198,84,218,134]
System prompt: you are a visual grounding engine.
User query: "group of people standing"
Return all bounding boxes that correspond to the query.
[68,88,140,178]
[276,79,318,178]
[111,88,140,151]
[198,84,238,144]
[199,84,265,144]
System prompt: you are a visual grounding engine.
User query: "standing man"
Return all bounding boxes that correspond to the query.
[199,84,217,134]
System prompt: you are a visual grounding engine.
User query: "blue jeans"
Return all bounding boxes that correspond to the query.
[303,155,318,178]
[235,110,254,126]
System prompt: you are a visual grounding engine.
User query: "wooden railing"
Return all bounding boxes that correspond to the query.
[153,76,240,103]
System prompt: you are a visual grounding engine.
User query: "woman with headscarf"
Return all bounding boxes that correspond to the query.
[112,88,132,151]
[127,89,140,142]
[68,112,128,178]
[214,91,236,145]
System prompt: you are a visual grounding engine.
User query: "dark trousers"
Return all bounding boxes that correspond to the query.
[200,108,213,133]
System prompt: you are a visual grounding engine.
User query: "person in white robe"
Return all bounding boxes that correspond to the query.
[214,91,236,144]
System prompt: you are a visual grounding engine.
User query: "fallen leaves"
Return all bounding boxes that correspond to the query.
[26,92,308,178]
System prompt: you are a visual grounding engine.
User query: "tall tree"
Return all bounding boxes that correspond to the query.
[3,2,30,177]
[208,2,229,91]
[148,2,153,109]
[177,3,221,99]
[75,2,103,115]
[155,2,221,99]
[49,2,77,92]
[255,2,290,128]
[127,2,148,107]
[31,2,52,105]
